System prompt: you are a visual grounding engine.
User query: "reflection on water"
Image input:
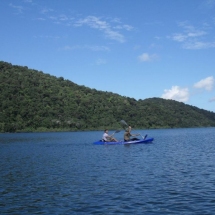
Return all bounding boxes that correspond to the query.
[1,128,215,214]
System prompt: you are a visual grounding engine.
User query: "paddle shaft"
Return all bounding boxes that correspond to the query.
[111,130,120,136]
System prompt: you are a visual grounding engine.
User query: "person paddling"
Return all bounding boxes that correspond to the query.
[102,129,118,142]
[124,125,140,141]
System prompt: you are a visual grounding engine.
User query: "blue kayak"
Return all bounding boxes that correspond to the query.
[93,137,154,145]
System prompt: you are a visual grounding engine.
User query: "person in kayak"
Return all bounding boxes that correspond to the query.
[124,125,140,141]
[102,129,118,142]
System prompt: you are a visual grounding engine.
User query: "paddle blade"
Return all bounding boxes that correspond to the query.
[115,130,121,133]
[120,120,128,131]
[120,120,128,126]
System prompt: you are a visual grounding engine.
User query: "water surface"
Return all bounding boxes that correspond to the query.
[1,128,215,214]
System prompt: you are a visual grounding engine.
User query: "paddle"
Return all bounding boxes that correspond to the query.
[110,130,121,136]
[108,129,120,142]
[120,120,129,131]
[120,119,147,140]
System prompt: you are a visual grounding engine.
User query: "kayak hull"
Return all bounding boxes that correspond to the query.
[93,138,154,145]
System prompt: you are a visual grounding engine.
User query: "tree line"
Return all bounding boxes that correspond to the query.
[0,61,215,132]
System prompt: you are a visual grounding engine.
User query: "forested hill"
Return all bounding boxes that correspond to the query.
[1,61,215,132]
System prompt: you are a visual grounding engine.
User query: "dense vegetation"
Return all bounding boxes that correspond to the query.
[0,61,215,132]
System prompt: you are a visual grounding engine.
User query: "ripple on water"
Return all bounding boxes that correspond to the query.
[1,128,215,214]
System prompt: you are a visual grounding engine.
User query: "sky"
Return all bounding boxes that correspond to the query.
[1,0,215,112]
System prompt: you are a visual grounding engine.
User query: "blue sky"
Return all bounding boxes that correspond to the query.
[1,0,215,112]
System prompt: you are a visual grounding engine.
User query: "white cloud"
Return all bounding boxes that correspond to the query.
[63,45,109,52]
[205,0,215,9]
[161,77,214,104]
[171,33,187,42]
[114,24,133,31]
[95,59,107,65]
[193,76,214,91]
[138,53,158,62]
[171,23,207,41]
[169,22,215,50]
[74,16,128,43]
[59,14,69,21]
[209,96,215,102]
[161,86,189,102]
[9,3,131,43]
[41,8,54,14]
[183,41,215,49]
[171,30,206,43]
[35,35,60,39]
[35,17,46,21]
[9,3,24,13]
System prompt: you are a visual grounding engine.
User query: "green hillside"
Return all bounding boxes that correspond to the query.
[0,61,215,132]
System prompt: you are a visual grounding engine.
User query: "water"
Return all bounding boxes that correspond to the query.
[0,128,215,214]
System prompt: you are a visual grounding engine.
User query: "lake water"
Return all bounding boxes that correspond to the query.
[1,128,215,214]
